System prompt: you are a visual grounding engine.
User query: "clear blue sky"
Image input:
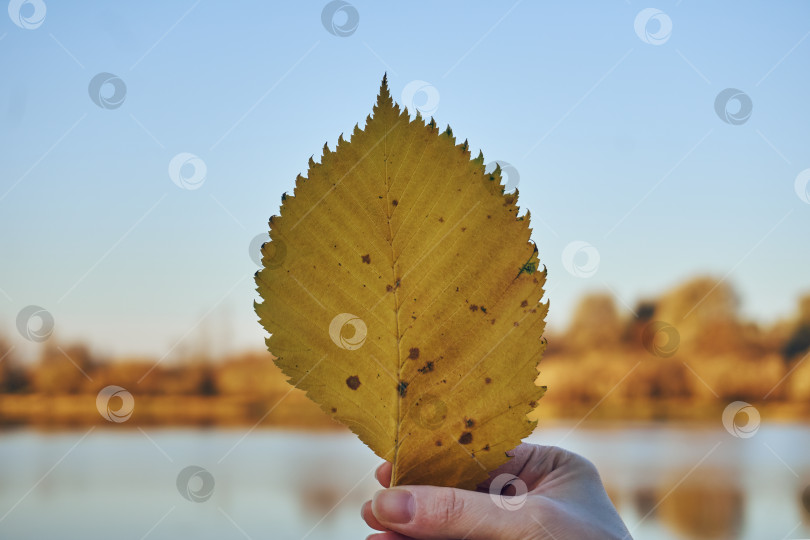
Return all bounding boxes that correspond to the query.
[1,1,809,360]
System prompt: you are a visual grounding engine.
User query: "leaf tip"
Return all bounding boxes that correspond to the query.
[375,73,395,114]
[379,73,390,100]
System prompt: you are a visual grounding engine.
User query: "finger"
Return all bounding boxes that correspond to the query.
[375,462,392,487]
[476,443,541,492]
[361,500,388,531]
[366,532,412,540]
[489,444,609,510]
[371,485,537,540]
[477,443,573,492]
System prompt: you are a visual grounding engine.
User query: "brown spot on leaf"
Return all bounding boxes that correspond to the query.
[361,254,371,264]
[438,217,444,223]
[521,300,528,308]
[485,377,492,384]
[386,284,393,292]
[458,432,473,445]
[513,322,519,327]
[529,401,537,408]
[480,306,487,313]
[469,304,479,312]
[398,381,409,397]
[436,440,442,446]
[331,407,337,413]
[461,227,467,232]
[346,376,361,390]
[465,418,475,428]
[418,361,434,374]
[408,347,420,360]
[483,444,490,451]
[392,199,398,206]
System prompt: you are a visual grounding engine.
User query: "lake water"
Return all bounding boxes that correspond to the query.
[1,422,808,540]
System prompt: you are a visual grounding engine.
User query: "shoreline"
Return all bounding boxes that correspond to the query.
[2,393,807,429]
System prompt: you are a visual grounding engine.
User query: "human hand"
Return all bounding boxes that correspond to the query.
[360,443,632,540]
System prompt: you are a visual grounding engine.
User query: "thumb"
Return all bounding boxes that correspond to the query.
[370,485,533,540]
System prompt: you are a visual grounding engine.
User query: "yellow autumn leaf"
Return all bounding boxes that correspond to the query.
[255,76,547,490]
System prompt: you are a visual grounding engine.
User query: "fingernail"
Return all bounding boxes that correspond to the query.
[372,488,415,524]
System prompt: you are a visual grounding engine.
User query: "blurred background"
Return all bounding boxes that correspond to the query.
[1,1,809,539]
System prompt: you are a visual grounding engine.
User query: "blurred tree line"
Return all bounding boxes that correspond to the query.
[539,276,810,414]
[1,276,809,424]
[0,343,291,397]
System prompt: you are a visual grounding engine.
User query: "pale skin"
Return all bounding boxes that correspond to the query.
[361,443,632,540]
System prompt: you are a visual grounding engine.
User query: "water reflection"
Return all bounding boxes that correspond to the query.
[298,461,367,519]
[654,473,743,540]
[633,486,658,519]
[0,423,807,540]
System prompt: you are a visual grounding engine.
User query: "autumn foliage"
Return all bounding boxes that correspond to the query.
[1,276,809,428]
[537,276,810,421]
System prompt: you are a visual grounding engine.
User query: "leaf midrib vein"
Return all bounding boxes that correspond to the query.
[382,110,405,485]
